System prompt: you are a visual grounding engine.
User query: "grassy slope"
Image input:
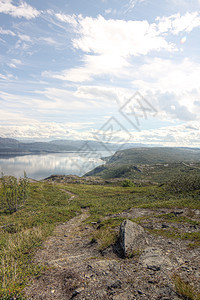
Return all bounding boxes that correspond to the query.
[0,178,199,298]
[85,162,200,183]
[107,147,200,164]
[85,147,200,183]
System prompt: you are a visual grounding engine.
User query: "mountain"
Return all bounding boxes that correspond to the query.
[0,137,155,156]
[0,137,19,146]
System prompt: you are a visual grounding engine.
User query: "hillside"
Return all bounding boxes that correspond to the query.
[85,147,200,183]
[105,147,200,164]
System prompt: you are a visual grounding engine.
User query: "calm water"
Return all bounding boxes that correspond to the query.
[0,151,112,180]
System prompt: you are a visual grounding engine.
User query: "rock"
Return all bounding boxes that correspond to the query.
[139,247,173,271]
[72,287,84,297]
[107,279,122,290]
[88,259,120,276]
[173,211,183,216]
[119,219,146,257]
[162,224,169,228]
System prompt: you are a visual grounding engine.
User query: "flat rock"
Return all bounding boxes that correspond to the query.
[139,247,173,271]
[120,219,147,257]
[88,259,120,275]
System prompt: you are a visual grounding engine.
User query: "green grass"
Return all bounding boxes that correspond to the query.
[0,179,199,298]
[0,182,78,298]
[147,228,200,247]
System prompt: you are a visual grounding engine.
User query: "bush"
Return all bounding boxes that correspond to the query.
[1,172,29,213]
[122,179,135,187]
[166,174,200,193]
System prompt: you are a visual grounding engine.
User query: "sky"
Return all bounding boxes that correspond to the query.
[0,0,200,147]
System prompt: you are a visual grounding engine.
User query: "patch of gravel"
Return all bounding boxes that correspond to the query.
[24,207,200,300]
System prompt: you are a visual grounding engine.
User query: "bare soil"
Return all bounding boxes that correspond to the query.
[24,198,200,300]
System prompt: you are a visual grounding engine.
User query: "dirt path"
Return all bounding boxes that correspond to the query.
[24,201,200,300]
[24,207,101,299]
[59,188,76,202]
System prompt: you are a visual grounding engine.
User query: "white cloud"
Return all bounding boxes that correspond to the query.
[0,26,15,36]
[55,13,78,26]
[18,34,31,42]
[132,58,200,93]
[0,73,15,80]
[0,120,95,140]
[105,9,112,14]
[39,37,58,45]
[0,114,199,147]
[0,109,36,124]
[48,12,200,85]
[35,87,117,112]
[44,53,130,82]
[72,15,175,57]
[157,12,200,34]
[75,85,130,107]
[8,58,22,68]
[129,121,200,147]
[44,14,177,83]
[130,57,200,122]
[0,0,40,19]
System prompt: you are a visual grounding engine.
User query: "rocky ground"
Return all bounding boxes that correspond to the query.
[24,194,200,300]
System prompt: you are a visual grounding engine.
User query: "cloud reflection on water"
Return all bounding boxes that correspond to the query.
[0,152,109,180]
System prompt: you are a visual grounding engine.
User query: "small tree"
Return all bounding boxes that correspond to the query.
[1,172,29,213]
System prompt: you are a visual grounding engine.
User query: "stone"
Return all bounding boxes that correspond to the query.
[119,219,146,257]
[139,247,173,271]
[107,279,122,290]
[72,287,84,297]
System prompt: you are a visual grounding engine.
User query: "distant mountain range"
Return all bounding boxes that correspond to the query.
[0,137,153,156]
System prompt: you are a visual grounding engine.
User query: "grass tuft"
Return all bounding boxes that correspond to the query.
[172,274,200,300]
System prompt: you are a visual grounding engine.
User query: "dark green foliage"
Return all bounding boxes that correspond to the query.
[166,174,200,193]
[122,179,135,187]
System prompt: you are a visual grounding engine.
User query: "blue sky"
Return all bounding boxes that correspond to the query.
[0,0,200,146]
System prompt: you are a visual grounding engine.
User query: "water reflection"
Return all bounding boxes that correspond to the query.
[0,151,111,180]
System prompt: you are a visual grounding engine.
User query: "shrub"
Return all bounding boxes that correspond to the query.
[1,172,29,213]
[122,179,135,187]
[166,174,200,193]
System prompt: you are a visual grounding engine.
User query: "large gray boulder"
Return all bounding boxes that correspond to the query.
[119,219,146,257]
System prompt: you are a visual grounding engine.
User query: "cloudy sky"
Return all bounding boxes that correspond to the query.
[0,0,200,147]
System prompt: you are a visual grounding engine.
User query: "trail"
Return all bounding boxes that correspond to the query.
[24,188,102,299]
[24,189,200,300]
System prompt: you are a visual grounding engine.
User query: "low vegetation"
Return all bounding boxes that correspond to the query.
[172,274,200,300]
[0,181,76,298]
[166,173,200,193]
[1,173,29,214]
[0,168,199,298]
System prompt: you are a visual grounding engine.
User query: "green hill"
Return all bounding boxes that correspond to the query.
[85,147,200,183]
